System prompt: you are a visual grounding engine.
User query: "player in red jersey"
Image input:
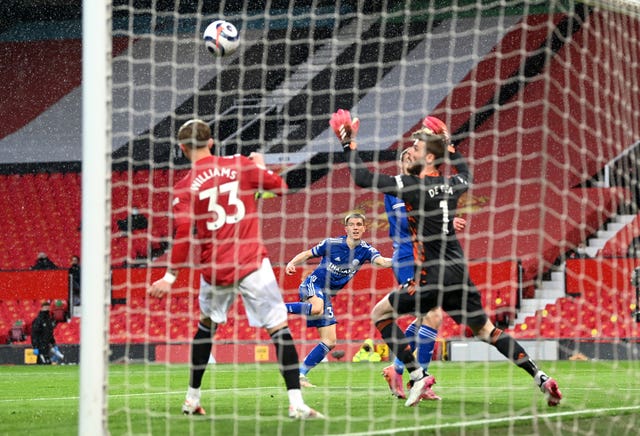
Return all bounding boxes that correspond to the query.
[148,119,323,419]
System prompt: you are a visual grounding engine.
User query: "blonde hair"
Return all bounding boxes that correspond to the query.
[344,212,366,225]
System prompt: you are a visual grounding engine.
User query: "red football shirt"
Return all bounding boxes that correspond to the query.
[169,154,287,286]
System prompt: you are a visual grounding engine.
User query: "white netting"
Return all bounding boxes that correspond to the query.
[105,0,640,433]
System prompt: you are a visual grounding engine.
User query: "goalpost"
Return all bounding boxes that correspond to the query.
[80,0,110,434]
[80,0,640,433]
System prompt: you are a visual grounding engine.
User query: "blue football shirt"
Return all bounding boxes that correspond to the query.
[304,235,380,293]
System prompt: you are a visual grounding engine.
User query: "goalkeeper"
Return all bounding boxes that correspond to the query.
[330,109,562,408]
[382,128,467,401]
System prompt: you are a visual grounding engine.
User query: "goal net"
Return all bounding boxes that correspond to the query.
[93,0,640,433]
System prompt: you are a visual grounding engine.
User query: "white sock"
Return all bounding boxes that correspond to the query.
[534,371,548,388]
[186,386,201,402]
[409,368,424,381]
[288,389,304,408]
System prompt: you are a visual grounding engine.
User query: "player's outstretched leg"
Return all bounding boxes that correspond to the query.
[480,322,563,406]
[298,342,331,387]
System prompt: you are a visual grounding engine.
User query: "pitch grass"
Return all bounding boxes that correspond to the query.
[1,360,639,435]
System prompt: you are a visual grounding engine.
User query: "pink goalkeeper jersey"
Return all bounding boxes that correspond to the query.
[169,154,287,286]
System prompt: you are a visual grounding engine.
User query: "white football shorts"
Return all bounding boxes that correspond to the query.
[199,257,288,329]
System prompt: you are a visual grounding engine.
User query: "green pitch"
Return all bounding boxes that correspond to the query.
[1,360,639,435]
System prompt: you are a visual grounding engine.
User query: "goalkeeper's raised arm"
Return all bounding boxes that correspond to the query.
[330,108,471,195]
[329,109,400,195]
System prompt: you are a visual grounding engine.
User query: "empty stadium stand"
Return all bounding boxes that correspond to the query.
[511,258,640,340]
[1,255,632,345]
[1,6,639,359]
[0,163,634,348]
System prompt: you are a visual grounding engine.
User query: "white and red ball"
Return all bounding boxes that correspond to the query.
[203,20,239,57]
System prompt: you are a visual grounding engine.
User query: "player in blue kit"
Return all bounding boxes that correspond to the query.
[285,213,392,387]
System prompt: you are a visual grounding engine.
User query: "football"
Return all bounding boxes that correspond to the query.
[203,20,240,57]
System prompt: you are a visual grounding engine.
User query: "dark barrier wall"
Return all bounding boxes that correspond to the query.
[0,343,154,365]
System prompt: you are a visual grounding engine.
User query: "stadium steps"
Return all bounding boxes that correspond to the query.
[586,213,636,257]
[517,213,636,321]
[516,268,565,322]
[518,298,560,323]
[598,213,640,257]
[436,258,637,339]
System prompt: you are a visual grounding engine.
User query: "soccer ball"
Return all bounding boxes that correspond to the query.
[203,20,239,57]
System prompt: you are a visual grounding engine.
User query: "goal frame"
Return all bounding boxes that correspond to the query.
[79,0,111,434]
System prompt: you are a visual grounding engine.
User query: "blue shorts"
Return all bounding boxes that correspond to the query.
[298,279,337,328]
[393,254,415,285]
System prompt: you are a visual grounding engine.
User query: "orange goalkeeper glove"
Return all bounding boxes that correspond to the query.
[329,109,360,147]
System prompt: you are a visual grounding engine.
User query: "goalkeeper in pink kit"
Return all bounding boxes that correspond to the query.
[330,109,562,408]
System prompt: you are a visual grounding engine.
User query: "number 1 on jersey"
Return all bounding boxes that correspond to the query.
[439,200,450,234]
